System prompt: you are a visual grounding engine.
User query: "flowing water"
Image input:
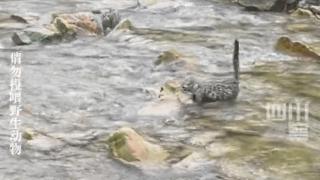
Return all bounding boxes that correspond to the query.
[0,0,320,179]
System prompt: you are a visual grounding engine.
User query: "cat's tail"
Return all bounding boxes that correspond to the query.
[233,39,239,81]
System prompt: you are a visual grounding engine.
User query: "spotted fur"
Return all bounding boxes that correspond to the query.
[182,40,240,104]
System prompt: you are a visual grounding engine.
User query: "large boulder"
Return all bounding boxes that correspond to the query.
[52,9,120,36]
[107,127,169,164]
[237,0,300,12]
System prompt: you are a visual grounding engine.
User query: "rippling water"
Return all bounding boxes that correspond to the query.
[0,0,320,179]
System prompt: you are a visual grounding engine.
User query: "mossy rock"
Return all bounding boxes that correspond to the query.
[275,36,320,60]
[107,127,169,163]
[291,8,315,18]
[237,0,278,11]
[107,131,138,162]
[160,80,181,94]
[155,49,181,65]
[114,19,135,31]
[22,128,38,140]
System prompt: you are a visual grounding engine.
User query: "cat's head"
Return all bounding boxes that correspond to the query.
[182,78,199,93]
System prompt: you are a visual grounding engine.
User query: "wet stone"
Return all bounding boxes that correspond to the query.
[276,36,320,59]
[11,31,32,45]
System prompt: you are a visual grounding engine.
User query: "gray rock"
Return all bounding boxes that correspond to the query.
[237,0,300,12]
[11,32,32,45]
[24,28,62,43]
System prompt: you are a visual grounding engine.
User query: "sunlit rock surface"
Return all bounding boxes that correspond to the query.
[107,127,169,164]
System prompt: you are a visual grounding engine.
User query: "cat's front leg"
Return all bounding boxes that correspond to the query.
[192,90,203,104]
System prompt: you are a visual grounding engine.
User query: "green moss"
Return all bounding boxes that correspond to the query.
[107,132,127,150]
[22,131,33,140]
[107,132,138,162]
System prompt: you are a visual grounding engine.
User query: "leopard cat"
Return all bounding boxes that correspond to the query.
[101,9,121,34]
[182,40,240,104]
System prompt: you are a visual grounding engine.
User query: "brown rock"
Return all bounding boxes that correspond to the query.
[275,37,320,59]
[107,127,169,164]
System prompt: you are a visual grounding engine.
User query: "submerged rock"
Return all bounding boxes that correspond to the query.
[107,127,169,164]
[114,19,135,31]
[155,49,181,65]
[291,8,316,17]
[139,80,192,117]
[276,36,320,59]
[286,23,316,32]
[22,128,64,152]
